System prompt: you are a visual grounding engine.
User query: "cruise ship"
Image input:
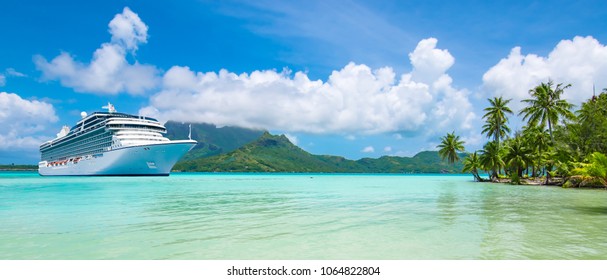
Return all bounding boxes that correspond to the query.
[38,103,196,176]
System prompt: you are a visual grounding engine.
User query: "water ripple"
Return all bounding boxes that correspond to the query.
[1,173,606,259]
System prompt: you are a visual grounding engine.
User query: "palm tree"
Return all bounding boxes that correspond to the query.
[482,117,510,145]
[437,132,465,164]
[522,125,550,177]
[462,151,483,182]
[504,135,533,179]
[479,141,504,181]
[482,96,513,146]
[576,92,607,154]
[519,80,575,143]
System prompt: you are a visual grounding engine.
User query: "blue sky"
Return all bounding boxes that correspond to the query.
[1,0,607,163]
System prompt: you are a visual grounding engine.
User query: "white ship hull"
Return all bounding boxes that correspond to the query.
[38,140,196,176]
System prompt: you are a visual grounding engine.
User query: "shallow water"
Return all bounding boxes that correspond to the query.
[1,172,606,259]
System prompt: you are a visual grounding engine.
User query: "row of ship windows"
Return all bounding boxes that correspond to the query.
[43,134,165,160]
[43,140,110,159]
[74,117,105,131]
[43,127,107,150]
[50,125,165,148]
[107,114,159,122]
[43,134,164,159]
[117,133,164,138]
[69,122,107,139]
[107,124,165,132]
[119,137,165,142]
[42,132,111,154]
[52,121,162,148]
[43,144,110,161]
[42,138,112,160]
[44,148,107,160]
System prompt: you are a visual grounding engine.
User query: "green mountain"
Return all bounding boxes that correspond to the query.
[164,121,265,160]
[173,132,466,173]
[355,151,466,173]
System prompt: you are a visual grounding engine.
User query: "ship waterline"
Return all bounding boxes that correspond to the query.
[38,103,195,176]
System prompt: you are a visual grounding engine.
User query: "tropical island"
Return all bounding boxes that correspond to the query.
[4,80,605,188]
[167,122,465,173]
[437,81,607,188]
[168,80,607,189]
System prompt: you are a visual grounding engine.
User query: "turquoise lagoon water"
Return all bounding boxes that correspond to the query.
[0,172,606,259]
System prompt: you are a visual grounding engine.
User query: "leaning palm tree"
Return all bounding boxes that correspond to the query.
[482,96,513,146]
[437,132,465,164]
[479,141,504,181]
[462,151,483,182]
[519,80,575,143]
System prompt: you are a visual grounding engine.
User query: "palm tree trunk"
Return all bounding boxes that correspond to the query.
[538,146,542,178]
[548,119,554,143]
[472,170,481,182]
[496,118,500,146]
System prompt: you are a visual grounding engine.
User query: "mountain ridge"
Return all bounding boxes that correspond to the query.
[173,131,465,173]
[164,121,265,160]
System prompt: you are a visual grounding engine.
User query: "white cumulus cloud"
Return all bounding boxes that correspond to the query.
[410,38,455,85]
[34,7,159,95]
[483,36,607,110]
[361,146,375,153]
[109,7,148,51]
[141,38,476,137]
[0,92,58,151]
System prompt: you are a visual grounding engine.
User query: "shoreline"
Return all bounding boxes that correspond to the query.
[0,169,37,171]
[484,176,607,189]
[4,169,605,189]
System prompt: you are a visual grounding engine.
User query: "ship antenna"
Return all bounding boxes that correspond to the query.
[102,102,117,113]
[188,124,192,140]
[593,83,596,96]
[592,83,597,102]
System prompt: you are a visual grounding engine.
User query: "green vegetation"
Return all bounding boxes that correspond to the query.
[0,164,37,171]
[520,81,575,143]
[165,121,265,160]
[437,132,465,164]
[462,151,482,182]
[482,96,513,146]
[174,132,465,173]
[479,141,504,181]
[446,80,607,188]
[569,152,607,187]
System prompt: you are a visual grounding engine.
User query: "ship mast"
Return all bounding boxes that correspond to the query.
[102,102,117,113]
